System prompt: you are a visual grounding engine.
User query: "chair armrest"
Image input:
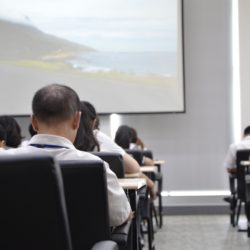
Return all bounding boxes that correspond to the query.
[91,241,118,250]
[111,220,132,247]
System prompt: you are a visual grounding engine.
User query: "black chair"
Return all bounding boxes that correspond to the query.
[92,152,125,178]
[92,152,144,250]
[236,150,250,235]
[125,149,143,166]
[142,150,163,228]
[0,154,73,250]
[125,149,156,250]
[142,150,153,160]
[226,173,238,227]
[60,160,131,250]
[126,149,163,229]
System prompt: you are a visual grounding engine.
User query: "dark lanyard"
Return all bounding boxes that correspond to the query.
[29,144,69,149]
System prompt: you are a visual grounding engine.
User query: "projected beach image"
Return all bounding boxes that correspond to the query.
[0,0,184,114]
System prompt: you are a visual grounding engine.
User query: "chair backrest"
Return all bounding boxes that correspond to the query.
[60,160,111,250]
[92,152,125,178]
[125,149,143,165]
[0,154,72,250]
[142,149,153,159]
[236,149,250,201]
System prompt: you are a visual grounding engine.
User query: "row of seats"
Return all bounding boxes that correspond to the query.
[0,148,163,250]
[0,154,127,250]
[125,149,163,228]
[93,149,164,250]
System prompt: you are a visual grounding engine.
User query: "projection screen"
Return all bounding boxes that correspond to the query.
[0,0,184,114]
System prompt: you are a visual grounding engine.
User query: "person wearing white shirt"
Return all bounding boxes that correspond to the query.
[74,101,156,200]
[0,84,132,227]
[223,126,250,216]
[224,126,250,174]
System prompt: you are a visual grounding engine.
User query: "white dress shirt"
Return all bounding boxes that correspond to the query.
[94,130,125,156]
[224,135,250,169]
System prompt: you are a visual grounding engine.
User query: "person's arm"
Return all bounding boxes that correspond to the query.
[136,137,144,149]
[123,153,140,174]
[224,144,237,174]
[143,156,154,166]
[123,153,156,200]
[139,172,156,200]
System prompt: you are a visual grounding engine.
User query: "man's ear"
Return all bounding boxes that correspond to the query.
[72,111,81,130]
[31,115,39,132]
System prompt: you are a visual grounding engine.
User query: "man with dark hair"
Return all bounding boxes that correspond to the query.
[32,84,81,123]
[0,83,132,227]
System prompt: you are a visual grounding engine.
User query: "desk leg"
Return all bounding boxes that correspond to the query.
[128,189,139,250]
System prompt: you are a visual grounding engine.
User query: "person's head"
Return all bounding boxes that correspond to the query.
[243,126,250,136]
[0,124,6,148]
[130,127,138,143]
[31,83,81,142]
[114,125,133,149]
[74,101,100,151]
[81,101,99,129]
[0,116,22,148]
[28,123,37,137]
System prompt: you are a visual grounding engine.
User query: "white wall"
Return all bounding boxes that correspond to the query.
[239,0,250,129]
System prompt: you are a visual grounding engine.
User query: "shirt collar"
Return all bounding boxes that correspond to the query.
[243,135,250,140]
[29,134,75,150]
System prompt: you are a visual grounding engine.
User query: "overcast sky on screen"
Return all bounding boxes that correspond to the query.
[0,0,175,19]
[0,0,178,51]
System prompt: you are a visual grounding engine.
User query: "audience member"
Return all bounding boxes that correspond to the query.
[0,83,132,227]
[0,124,6,149]
[114,125,132,149]
[130,127,145,150]
[74,102,100,151]
[74,101,156,200]
[223,126,250,209]
[115,125,154,166]
[224,125,250,174]
[0,115,22,148]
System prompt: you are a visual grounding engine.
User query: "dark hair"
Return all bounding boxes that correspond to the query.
[244,126,250,136]
[0,116,22,148]
[0,124,6,141]
[114,125,133,149]
[82,101,99,127]
[130,127,138,143]
[28,123,37,137]
[74,101,100,151]
[32,84,80,123]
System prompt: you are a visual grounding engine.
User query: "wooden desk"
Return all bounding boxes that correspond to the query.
[140,166,158,173]
[118,178,146,190]
[124,172,141,178]
[154,160,165,165]
[118,178,146,250]
[124,167,158,178]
